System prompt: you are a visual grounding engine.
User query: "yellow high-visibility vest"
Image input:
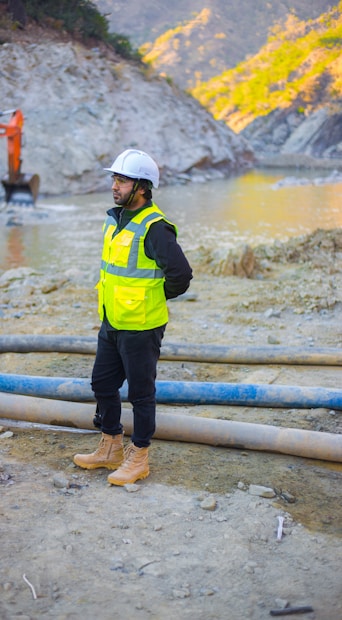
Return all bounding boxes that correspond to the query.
[96,203,177,330]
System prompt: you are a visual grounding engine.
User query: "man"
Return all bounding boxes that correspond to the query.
[74,149,193,485]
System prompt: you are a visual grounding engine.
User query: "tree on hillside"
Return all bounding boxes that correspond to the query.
[0,0,140,60]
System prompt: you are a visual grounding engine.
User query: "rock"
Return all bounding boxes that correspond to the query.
[242,104,342,166]
[244,560,258,573]
[200,587,216,596]
[124,483,140,492]
[0,471,12,483]
[172,587,191,599]
[264,308,281,319]
[52,473,70,489]
[267,335,281,344]
[0,431,14,439]
[280,491,296,504]
[234,245,255,277]
[200,496,217,511]
[248,484,276,498]
[41,279,69,294]
[274,598,289,609]
[198,244,257,278]
[281,108,328,154]
[0,267,38,287]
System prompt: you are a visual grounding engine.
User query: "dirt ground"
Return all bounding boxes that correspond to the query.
[0,228,342,619]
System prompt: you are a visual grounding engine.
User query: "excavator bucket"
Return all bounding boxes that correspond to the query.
[0,109,40,206]
[1,172,40,206]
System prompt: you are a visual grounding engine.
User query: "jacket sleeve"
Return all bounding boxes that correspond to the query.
[144,220,193,299]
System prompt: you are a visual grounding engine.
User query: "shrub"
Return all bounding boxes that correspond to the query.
[20,0,140,59]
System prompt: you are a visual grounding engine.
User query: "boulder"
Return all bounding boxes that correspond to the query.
[242,105,342,167]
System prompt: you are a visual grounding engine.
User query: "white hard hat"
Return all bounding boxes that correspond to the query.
[104,149,159,188]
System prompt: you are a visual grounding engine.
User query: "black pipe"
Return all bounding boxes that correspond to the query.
[1,335,342,366]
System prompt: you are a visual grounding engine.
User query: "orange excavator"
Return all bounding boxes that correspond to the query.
[0,108,40,206]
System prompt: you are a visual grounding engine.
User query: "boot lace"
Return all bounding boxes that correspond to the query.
[96,436,106,454]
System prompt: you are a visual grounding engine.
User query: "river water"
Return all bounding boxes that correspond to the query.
[1,168,342,272]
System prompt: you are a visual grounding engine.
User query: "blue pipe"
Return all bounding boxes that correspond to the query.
[0,373,342,409]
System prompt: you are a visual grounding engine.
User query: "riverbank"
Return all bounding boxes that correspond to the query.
[256,153,342,171]
[0,228,341,619]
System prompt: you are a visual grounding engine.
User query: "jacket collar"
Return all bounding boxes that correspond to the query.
[107,200,153,222]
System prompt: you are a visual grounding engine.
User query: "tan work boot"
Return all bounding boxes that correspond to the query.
[73,433,124,470]
[107,444,149,485]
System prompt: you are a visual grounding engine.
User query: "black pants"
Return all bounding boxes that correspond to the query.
[91,322,166,447]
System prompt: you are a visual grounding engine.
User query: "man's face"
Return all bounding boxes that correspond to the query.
[111,174,134,206]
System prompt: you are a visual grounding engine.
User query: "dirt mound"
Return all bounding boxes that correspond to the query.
[187,228,342,279]
[255,228,342,267]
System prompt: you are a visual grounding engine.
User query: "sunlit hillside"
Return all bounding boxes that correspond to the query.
[139,7,236,87]
[95,0,332,89]
[190,2,342,133]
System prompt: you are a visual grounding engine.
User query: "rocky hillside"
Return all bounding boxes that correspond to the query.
[93,1,342,166]
[0,25,253,198]
[191,3,342,163]
[95,0,333,89]
[192,5,342,130]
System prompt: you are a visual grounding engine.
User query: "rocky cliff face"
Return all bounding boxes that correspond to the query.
[242,106,342,168]
[0,36,253,197]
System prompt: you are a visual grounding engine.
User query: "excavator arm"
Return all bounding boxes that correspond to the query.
[0,108,23,182]
[0,108,39,206]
